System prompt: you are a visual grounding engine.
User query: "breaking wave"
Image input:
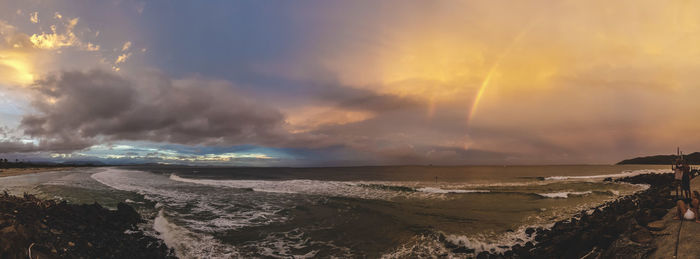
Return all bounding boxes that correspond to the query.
[170,174,491,200]
[537,191,593,199]
[154,209,239,258]
[84,167,660,258]
[544,169,670,181]
[416,187,490,194]
[382,224,547,258]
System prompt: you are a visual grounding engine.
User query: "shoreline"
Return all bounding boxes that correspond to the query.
[0,192,174,258]
[0,169,676,258]
[0,167,76,178]
[470,173,675,258]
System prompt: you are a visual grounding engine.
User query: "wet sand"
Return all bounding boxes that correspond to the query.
[0,167,74,178]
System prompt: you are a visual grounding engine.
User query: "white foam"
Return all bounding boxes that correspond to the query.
[154,209,239,258]
[537,191,592,198]
[544,169,671,181]
[169,174,474,200]
[170,174,299,194]
[383,224,547,258]
[416,187,489,194]
[381,234,453,258]
[444,228,536,255]
[91,167,292,258]
[248,230,319,259]
[124,199,144,204]
[91,167,661,258]
[387,172,656,258]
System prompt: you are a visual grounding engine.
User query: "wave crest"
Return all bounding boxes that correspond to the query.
[544,169,670,181]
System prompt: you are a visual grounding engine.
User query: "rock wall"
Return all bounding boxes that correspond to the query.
[476,173,675,259]
[0,192,174,259]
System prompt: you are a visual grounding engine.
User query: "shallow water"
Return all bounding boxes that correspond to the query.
[0,165,668,258]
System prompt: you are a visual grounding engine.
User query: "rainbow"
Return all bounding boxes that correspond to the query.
[466,20,539,128]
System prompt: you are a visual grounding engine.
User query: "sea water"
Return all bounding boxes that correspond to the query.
[0,165,669,258]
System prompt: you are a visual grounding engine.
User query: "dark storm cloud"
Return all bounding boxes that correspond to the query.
[219,68,427,114]
[0,127,38,153]
[0,140,37,153]
[19,70,287,152]
[9,69,570,164]
[310,77,425,113]
[9,68,432,161]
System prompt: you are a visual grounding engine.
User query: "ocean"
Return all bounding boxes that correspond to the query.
[0,165,669,258]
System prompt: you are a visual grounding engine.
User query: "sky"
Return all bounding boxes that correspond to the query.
[1,0,700,166]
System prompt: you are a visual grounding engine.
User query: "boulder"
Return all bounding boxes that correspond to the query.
[525,227,535,237]
[452,246,474,254]
[602,237,653,259]
[645,220,665,231]
[630,229,653,244]
[116,202,142,225]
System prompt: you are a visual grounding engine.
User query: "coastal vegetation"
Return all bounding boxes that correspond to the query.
[617,152,700,165]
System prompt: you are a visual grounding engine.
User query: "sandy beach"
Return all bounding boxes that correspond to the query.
[0,167,75,178]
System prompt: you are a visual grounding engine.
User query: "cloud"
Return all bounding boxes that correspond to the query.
[113,42,133,70]
[29,12,38,24]
[115,52,131,65]
[0,21,38,85]
[0,140,38,153]
[0,16,104,87]
[22,15,100,52]
[19,70,287,152]
[310,77,425,113]
[0,127,36,153]
[121,41,131,51]
[30,18,80,50]
[7,0,700,165]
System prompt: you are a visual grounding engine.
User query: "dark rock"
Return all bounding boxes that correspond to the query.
[630,229,653,244]
[116,202,142,225]
[602,237,653,259]
[443,240,457,249]
[442,173,673,259]
[511,244,532,258]
[650,208,667,218]
[476,251,490,259]
[525,227,535,236]
[646,220,665,231]
[635,208,655,226]
[452,246,474,254]
[0,193,175,258]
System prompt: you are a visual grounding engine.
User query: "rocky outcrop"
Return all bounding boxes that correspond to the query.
[0,192,174,259]
[473,173,675,259]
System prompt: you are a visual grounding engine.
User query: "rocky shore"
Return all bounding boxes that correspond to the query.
[469,173,675,259]
[0,192,174,259]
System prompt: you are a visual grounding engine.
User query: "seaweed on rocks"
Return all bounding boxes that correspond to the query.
[0,192,175,259]
[471,173,675,259]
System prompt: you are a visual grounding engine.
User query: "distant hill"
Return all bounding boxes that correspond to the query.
[617,152,700,165]
[61,160,106,166]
